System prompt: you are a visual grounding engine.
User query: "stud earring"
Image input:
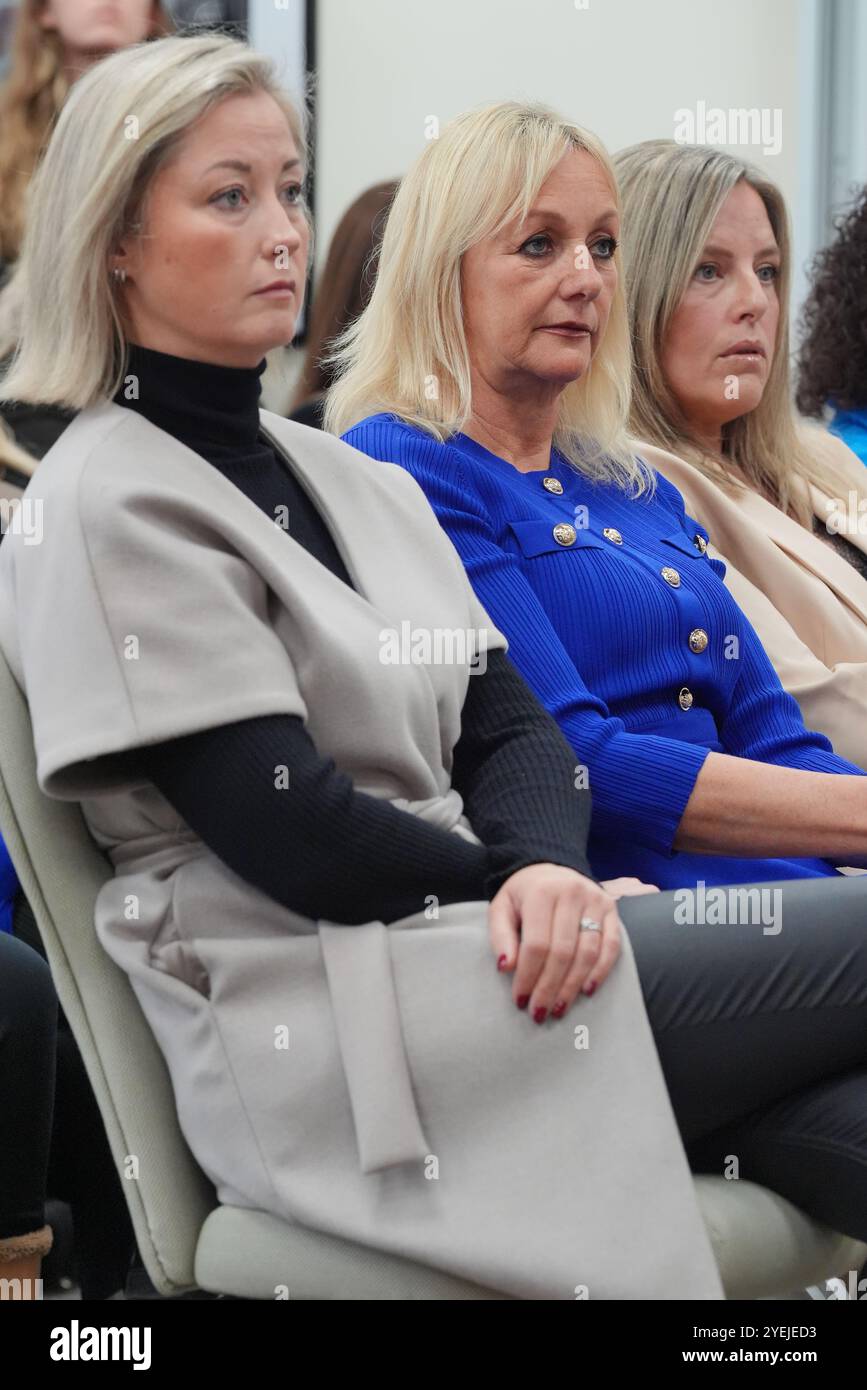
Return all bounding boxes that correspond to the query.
[111,267,127,284]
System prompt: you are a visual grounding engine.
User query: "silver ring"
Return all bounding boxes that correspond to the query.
[579,917,601,933]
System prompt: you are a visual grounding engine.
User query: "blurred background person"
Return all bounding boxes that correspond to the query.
[0,2,174,463]
[0,930,57,1299]
[614,141,867,769]
[797,185,867,468]
[289,180,398,430]
[0,0,173,278]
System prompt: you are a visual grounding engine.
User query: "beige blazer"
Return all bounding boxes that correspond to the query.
[633,429,867,769]
[0,400,722,1300]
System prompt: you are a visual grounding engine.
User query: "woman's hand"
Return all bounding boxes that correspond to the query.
[488,864,622,1023]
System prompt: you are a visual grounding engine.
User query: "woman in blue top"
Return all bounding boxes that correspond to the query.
[329,100,867,891]
[798,185,867,467]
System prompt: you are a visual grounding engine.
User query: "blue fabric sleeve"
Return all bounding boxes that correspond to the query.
[343,419,711,857]
[0,833,19,935]
[720,618,864,773]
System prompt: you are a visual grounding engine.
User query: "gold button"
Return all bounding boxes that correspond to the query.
[661,566,681,587]
[678,687,694,711]
[602,527,623,545]
[552,523,576,546]
[694,533,708,554]
[543,476,564,494]
[689,628,708,653]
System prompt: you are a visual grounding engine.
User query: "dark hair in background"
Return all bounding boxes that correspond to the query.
[292,179,399,408]
[797,185,867,418]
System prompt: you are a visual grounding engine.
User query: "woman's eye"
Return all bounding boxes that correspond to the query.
[213,186,245,208]
[695,263,718,282]
[212,184,304,210]
[592,236,619,260]
[519,233,553,258]
[757,263,779,283]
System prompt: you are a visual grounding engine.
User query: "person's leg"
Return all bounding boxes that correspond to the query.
[619,874,867,1240]
[0,931,57,1297]
[13,888,137,1297]
[48,1016,136,1299]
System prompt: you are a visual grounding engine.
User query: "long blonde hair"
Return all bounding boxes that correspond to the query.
[0,32,311,410]
[0,0,173,266]
[0,419,37,479]
[325,101,648,493]
[614,140,847,523]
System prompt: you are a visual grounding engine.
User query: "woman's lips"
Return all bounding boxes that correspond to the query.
[719,352,767,370]
[538,325,592,337]
[721,344,766,359]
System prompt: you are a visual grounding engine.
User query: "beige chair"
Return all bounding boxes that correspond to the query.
[0,645,864,1300]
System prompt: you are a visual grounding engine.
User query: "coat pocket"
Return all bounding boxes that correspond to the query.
[148,868,212,1001]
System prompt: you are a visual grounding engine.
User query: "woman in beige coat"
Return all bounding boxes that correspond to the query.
[5,38,867,1301]
[614,142,867,769]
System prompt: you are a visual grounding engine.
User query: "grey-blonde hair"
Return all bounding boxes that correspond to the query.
[325,101,649,493]
[613,139,847,522]
[0,32,311,410]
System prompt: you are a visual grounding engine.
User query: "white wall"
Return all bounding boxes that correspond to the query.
[313,0,804,281]
[256,0,821,408]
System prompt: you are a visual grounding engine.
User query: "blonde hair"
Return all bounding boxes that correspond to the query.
[325,101,648,493]
[0,32,311,410]
[0,418,37,479]
[0,0,172,266]
[613,139,849,523]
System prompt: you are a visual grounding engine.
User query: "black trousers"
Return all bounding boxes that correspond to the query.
[622,873,867,1241]
[4,875,867,1276]
[0,930,56,1240]
[2,896,135,1297]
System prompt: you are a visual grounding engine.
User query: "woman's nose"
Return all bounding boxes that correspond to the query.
[560,245,603,298]
[263,231,304,277]
[263,198,305,257]
[734,270,768,319]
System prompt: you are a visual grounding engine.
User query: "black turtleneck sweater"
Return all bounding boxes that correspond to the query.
[112,343,595,924]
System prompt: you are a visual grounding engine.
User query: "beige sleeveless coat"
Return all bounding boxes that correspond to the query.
[0,401,722,1300]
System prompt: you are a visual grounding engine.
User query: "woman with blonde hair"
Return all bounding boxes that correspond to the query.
[614,140,867,768]
[7,36,867,1298]
[332,100,867,889]
[0,1,173,472]
[0,0,172,272]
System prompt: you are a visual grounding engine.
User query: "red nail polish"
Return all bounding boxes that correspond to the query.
[583,981,596,997]
[551,1001,566,1019]
[517,994,530,1009]
[497,954,508,971]
[533,1006,547,1024]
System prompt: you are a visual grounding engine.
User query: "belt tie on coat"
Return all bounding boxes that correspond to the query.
[318,787,477,1174]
